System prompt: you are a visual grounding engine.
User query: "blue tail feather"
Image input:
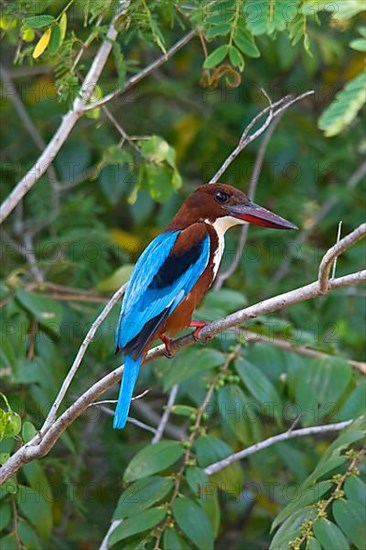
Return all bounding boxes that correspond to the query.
[113,355,141,429]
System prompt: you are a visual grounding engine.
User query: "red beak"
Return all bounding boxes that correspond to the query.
[229,201,298,230]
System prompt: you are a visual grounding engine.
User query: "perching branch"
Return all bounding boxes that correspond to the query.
[0,16,196,224]
[204,420,353,475]
[0,222,364,484]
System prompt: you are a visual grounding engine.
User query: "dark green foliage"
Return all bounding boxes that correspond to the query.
[1,1,365,548]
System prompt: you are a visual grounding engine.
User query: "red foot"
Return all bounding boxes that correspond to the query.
[160,333,175,358]
[189,320,208,342]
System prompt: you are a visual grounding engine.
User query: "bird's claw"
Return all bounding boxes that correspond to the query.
[160,333,175,358]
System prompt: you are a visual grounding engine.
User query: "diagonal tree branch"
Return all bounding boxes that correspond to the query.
[204,420,353,475]
[0,17,196,224]
[83,30,197,112]
[0,222,364,484]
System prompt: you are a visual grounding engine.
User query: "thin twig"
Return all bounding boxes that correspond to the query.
[331,221,343,280]
[1,5,194,223]
[318,223,366,292]
[204,420,353,475]
[214,112,284,289]
[152,385,179,444]
[41,284,126,433]
[242,329,366,375]
[209,91,314,184]
[84,30,197,112]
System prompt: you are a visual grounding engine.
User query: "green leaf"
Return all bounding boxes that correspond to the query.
[18,519,41,550]
[235,358,281,422]
[313,518,350,550]
[95,265,134,292]
[350,38,366,51]
[23,461,52,499]
[140,136,177,168]
[113,476,173,519]
[0,501,11,531]
[0,534,18,550]
[203,45,229,69]
[319,73,366,137]
[21,421,37,443]
[163,348,224,390]
[271,481,332,531]
[302,0,365,20]
[185,466,209,496]
[310,456,348,482]
[228,46,245,70]
[172,497,214,550]
[194,435,243,497]
[17,485,53,539]
[16,290,62,335]
[338,382,366,420]
[344,476,366,507]
[59,13,67,43]
[140,163,181,203]
[217,384,251,443]
[112,41,126,90]
[295,358,352,425]
[163,528,191,549]
[233,26,260,57]
[24,15,56,28]
[245,0,297,36]
[333,499,366,549]
[307,538,322,550]
[205,23,231,38]
[123,441,184,483]
[201,488,221,537]
[108,507,166,545]
[48,24,61,54]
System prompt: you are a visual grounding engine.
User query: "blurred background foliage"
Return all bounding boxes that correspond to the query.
[0,1,365,549]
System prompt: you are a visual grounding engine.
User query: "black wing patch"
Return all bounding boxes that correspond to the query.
[148,239,205,290]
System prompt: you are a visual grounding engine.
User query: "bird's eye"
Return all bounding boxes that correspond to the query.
[215,191,229,204]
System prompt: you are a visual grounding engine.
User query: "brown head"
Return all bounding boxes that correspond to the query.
[168,184,298,232]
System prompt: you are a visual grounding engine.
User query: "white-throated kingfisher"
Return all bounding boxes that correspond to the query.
[114,184,297,428]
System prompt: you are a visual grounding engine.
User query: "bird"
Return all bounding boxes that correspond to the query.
[114,183,297,428]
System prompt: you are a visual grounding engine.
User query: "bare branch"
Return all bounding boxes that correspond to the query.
[209,90,314,184]
[204,420,353,475]
[243,330,366,375]
[41,284,126,433]
[318,223,366,292]
[152,385,180,444]
[0,226,364,484]
[84,30,197,112]
[214,112,284,289]
[0,13,195,224]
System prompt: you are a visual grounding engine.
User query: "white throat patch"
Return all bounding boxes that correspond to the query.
[205,216,247,278]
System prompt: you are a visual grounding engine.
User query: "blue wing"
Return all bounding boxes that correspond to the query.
[115,228,210,356]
